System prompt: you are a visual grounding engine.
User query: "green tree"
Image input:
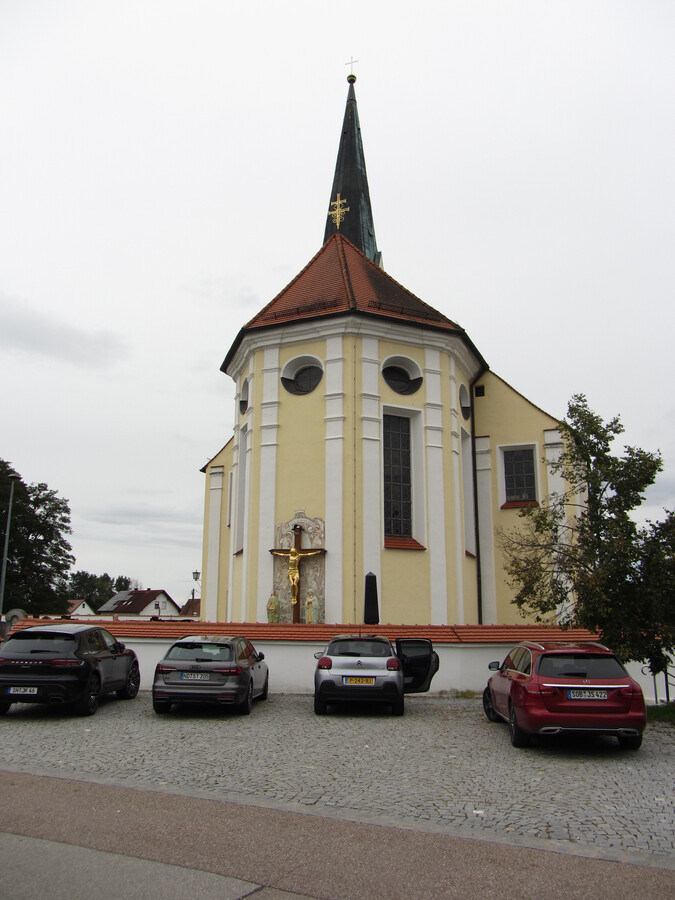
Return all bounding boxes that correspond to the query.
[1,459,74,616]
[500,395,673,673]
[114,575,136,592]
[66,571,139,610]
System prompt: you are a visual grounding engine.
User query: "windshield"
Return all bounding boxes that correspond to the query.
[3,633,77,654]
[538,653,627,678]
[166,642,234,662]
[327,639,392,657]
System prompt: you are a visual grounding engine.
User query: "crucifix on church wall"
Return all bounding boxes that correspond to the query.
[270,523,326,624]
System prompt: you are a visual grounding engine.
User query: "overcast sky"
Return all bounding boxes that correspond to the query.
[1,1,673,607]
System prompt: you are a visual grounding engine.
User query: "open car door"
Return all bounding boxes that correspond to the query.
[396,639,439,693]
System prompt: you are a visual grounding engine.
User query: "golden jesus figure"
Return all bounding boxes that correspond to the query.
[271,545,323,606]
[270,523,326,623]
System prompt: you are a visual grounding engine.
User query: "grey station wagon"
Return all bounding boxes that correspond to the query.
[152,635,269,715]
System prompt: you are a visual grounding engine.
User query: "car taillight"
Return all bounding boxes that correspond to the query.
[213,666,243,676]
[156,663,178,674]
[536,682,556,696]
[386,657,401,671]
[317,656,332,669]
[50,659,84,667]
[620,685,643,697]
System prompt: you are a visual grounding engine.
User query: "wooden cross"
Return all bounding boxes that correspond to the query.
[270,525,326,623]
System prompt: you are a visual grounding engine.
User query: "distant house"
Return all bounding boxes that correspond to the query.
[68,599,95,617]
[179,596,201,617]
[98,589,181,617]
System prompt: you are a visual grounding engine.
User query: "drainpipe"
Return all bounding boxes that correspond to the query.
[469,366,488,624]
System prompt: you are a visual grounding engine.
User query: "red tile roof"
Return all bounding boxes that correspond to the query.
[222,234,485,373]
[246,234,459,331]
[179,597,201,616]
[7,619,598,644]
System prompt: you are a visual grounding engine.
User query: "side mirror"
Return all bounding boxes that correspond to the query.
[257,652,265,661]
[116,641,126,652]
[314,651,322,659]
[488,660,500,671]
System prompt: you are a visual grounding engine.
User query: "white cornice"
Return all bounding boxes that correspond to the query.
[225,315,484,382]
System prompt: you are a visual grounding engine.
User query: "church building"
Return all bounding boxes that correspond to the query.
[200,76,563,627]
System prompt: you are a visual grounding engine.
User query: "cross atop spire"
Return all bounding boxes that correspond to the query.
[323,75,381,267]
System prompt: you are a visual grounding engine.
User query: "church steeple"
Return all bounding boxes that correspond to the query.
[324,75,381,267]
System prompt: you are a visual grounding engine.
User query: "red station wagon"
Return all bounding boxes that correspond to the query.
[482,641,647,749]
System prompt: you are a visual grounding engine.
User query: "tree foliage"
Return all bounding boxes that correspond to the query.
[1,459,74,616]
[66,571,140,610]
[500,395,674,673]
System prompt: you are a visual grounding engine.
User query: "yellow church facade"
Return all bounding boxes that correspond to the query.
[200,77,563,627]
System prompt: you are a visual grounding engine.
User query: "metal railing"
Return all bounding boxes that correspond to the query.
[642,663,674,704]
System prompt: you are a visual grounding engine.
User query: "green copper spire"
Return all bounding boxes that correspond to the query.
[324,75,381,266]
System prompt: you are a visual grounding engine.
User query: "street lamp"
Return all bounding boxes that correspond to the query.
[0,474,20,619]
[190,570,201,602]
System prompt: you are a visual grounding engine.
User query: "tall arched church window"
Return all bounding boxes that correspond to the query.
[383,414,412,537]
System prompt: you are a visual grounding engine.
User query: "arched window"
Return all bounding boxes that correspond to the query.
[239,378,250,415]
[459,384,471,420]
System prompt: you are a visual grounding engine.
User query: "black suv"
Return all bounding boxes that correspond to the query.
[0,624,140,716]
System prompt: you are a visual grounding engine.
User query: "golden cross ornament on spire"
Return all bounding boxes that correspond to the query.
[345,56,359,76]
[328,193,350,230]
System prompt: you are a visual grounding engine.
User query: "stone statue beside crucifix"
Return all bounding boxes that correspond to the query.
[270,515,326,623]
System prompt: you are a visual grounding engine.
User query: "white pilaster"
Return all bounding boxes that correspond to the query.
[227,426,240,622]
[544,429,564,498]
[324,335,344,623]
[256,348,280,621]
[361,337,382,598]
[475,436,497,624]
[204,466,223,622]
[448,358,465,624]
[425,348,447,625]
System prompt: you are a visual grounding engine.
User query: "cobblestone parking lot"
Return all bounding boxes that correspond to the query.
[1,692,673,868]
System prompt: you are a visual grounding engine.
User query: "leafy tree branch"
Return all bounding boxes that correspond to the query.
[499,395,673,674]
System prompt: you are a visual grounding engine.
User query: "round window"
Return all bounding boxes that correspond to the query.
[281,365,323,395]
[383,365,423,395]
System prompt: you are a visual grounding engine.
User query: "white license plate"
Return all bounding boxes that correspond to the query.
[343,676,374,685]
[180,672,209,681]
[9,687,38,695]
[567,689,607,700]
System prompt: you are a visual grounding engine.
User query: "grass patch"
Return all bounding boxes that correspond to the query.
[647,703,675,725]
[440,689,481,699]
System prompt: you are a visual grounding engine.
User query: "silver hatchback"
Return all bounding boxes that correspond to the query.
[313,634,438,715]
[152,635,268,715]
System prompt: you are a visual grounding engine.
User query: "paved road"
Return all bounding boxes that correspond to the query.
[0,693,673,898]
